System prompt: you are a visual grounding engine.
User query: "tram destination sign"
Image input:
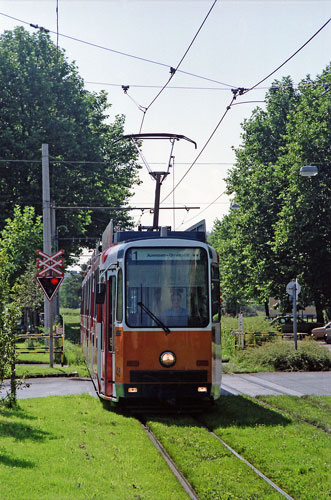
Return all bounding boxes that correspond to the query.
[130,248,201,261]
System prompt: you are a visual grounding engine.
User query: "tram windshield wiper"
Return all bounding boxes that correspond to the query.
[137,302,171,335]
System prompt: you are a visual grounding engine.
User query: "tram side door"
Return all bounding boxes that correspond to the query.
[105,273,116,397]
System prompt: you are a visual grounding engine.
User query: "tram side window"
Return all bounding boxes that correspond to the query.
[108,277,115,352]
[211,264,220,322]
[116,269,123,322]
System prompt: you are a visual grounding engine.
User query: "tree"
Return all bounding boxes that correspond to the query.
[212,77,299,313]
[211,66,331,317]
[0,254,21,407]
[59,273,82,309]
[0,206,43,290]
[11,259,44,331]
[0,27,140,255]
[272,65,331,321]
[0,205,43,290]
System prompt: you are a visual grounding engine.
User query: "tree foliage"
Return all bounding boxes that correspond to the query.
[211,66,331,319]
[0,254,21,407]
[59,273,82,309]
[0,205,43,290]
[0,27,140,255]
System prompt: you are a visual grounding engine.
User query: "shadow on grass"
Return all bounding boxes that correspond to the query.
[0,452,35,468]
[0,405,37,421]
[0,420,51,442]
[143,396,292,429]
[202,396,292,428]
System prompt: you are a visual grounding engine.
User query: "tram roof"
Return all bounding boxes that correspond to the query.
[114,230,206,244]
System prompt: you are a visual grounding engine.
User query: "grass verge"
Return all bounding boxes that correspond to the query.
[147,415,283,500]
[199,396,331,500]
[148,396,331,499]
[14,364,89,378]
[256,394,331,433]
[0,395,187,500]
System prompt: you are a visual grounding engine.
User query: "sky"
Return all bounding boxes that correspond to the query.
[1,0,330,232]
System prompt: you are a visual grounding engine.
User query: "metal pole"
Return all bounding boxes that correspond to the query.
[152,173,163,230]
[42,144,53,367]
[293,280,297,351]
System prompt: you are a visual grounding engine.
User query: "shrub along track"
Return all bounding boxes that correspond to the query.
[137,413,295,500]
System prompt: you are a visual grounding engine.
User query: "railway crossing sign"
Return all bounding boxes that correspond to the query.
[36,249,65,301]
[36,275,64,301]
[36,249,65,276]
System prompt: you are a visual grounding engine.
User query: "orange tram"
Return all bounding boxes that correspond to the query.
[81,222,222,406]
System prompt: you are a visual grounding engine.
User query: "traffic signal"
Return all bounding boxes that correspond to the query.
[37,276,64,301]
[219,291,223,303]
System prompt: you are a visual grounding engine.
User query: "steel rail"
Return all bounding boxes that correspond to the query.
[196,421,295,500]
[138,419,201,500]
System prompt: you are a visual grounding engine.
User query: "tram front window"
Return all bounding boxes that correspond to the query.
[125,247,209,328]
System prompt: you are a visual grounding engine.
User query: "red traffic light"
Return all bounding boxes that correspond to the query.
[36,276,64,301]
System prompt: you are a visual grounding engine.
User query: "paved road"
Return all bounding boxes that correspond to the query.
[221,372,331,396]
[1,372,330,400]
[0,377,98,400]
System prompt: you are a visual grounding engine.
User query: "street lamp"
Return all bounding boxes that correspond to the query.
[299,165,318,177]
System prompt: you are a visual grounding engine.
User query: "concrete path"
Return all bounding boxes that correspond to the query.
[0,377,97,400]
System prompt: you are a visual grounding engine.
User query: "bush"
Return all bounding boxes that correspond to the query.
[237,339,331,372]
[221,327,236,358]
[63,340,85,366]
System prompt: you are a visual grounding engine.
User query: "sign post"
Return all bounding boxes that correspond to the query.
[238,313,244,349]
[286,279,301,351]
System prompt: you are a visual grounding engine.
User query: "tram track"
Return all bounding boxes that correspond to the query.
[138,416,201,500]
[138,411,296,500]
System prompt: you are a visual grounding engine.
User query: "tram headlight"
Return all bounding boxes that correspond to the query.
[159,351,176,368]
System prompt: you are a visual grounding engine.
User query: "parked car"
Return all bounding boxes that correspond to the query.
[311,321,331,341]
[270,315,318,334]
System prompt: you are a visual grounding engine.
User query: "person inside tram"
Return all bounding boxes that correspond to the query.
[163,288,188,326]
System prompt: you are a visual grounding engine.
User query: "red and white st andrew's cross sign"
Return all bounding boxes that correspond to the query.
[36,249,65,301]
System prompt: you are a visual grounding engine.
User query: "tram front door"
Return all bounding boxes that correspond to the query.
[105,274,116,397]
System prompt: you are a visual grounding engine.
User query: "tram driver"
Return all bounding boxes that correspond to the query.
[163,288,188,326]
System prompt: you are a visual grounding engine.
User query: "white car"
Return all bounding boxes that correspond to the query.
[311,321,331,341]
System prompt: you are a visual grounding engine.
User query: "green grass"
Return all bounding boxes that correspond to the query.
[222,315,277,333]
[14,364,89,378]
[147,415,283,500]
[199,396,331,500]
[147,396,331,500]
[2,394,330,499]
[0,395,187,500]
[256,395,331,433]
[16,349,49,364]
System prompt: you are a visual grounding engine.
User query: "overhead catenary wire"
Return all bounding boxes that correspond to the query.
[161,92,237,204]
[177,190,227,229]
[0,11,236,89]
[243,17,331,95]
[138,0,219,132]
[160,17,331,209]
